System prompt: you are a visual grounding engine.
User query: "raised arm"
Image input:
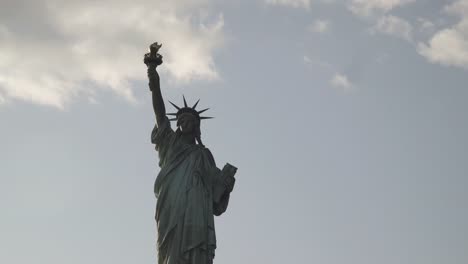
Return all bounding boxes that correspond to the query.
[147,64,166,125]
[144,43,166,126]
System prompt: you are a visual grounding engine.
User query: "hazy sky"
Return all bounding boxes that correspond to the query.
[1,0,468,263]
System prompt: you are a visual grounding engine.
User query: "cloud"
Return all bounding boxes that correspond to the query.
[417,18,435,33]
[417,0,468,69]
[348,0,415,18]
[303,56,334,70]
[0,0,224,109]
[308,19,331,33]
[264,0,311,9]
[347,1,415,43]
[371,15,413,41]
[330,73,353,91]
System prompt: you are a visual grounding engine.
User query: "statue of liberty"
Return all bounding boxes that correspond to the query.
[144,42,237,264]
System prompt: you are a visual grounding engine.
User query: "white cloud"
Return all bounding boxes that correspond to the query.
[417,18,435,33]
[347,1,415,43]
[418,0,468,69]
[348,0,415,18]
[372,15,413,41]
[330,73,353,91]
[303,56,334,70]
[309,19,331,33]
[0,0,224,109]
[264,0,311,9]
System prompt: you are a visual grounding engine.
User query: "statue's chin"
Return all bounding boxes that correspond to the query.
[180,128,194,135]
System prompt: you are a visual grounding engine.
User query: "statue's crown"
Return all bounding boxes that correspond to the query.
[167,96,213,122]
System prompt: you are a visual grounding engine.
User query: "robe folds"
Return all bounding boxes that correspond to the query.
[151,116,232,264]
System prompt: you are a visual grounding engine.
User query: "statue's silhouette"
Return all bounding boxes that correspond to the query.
[144,42,237,264]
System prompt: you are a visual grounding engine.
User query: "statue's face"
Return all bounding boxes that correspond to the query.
[177,113,199,134]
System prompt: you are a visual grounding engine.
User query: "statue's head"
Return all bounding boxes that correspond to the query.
[177,112,200,135]
[168,96,213,146]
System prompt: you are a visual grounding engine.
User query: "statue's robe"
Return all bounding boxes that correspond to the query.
[152,117,231,264]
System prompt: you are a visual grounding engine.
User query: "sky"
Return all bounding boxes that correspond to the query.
[1,0,468,263]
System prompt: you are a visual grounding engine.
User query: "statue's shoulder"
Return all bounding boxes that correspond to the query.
[197,146,215,164]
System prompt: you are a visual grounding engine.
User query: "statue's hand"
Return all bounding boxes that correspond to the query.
[224,175,235,193]
[144,53,163,67]
[221,163,237,193]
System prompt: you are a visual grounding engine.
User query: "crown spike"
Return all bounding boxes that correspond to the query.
[198,108,210,114]
[183,95,188,108]
[169,101,180,110]
[200,117,214,120]
[192,99,200,109]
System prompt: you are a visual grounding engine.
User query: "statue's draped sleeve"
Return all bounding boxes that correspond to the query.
[151,116,176,168]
